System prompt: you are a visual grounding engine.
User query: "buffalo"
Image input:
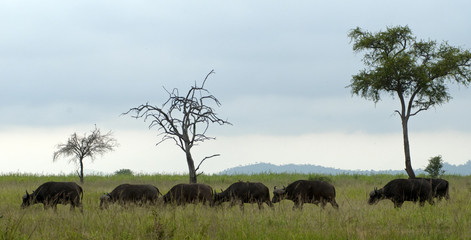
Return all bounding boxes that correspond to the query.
[368,178,434,208]
[214,181,273,209]
[21,181,83,212]
[272,180,339,209]
[100,184,161,209]
[163,183,213,206]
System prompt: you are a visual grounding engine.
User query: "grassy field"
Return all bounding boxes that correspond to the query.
[0,173,470,239]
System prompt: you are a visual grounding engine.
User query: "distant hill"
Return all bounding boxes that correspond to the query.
[219,161,471,176]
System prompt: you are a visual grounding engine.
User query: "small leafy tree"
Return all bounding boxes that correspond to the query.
[348,25,471,178]
[53,126,118,183]
[124,70,231,183]
[115,169,133,176]
[424,155,445,178]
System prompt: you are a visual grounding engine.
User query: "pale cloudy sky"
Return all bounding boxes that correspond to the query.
[1,0,470,175]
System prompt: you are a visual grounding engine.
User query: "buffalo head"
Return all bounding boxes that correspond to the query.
[368,187,384,205]
[21,190,32,209]
[213,191,226,206]
[99,193,112,209]
[272,186,287,203]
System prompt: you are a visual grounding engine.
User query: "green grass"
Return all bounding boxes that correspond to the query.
[1,173,470,239]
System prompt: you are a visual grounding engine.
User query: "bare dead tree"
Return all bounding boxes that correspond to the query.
[53,126,118,183]
[124,70,231,183]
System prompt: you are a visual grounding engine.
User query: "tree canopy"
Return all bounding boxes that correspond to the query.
[349,25,471,111]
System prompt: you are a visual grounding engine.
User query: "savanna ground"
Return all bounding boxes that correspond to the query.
[0,173,470,239]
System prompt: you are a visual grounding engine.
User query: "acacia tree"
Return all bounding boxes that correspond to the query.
[53,126,118,183]
[124,70,231,183]
[348,25,471,178]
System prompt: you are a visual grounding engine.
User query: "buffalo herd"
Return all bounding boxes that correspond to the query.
[20,178,450,211]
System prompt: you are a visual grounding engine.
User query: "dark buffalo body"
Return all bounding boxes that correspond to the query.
[21,181,83,212]
[419,178,450,200]
[214,181,273,209]
[272,180,339,209]
[163,183,213,205]
[368,178,434,208]
[100,184,160,208]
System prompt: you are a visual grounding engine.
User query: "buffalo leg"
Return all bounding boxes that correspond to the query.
[320,198,331,209]
[239,201,244,211]
[292,201,303,210]
[393,201,403,208]
[72,202,84,213]
[257,202,263,210]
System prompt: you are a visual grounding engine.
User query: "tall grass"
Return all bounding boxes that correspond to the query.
[1,174,470,239]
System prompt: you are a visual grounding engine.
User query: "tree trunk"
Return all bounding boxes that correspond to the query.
[79,157,84,183]
[401,117,416,178]
[185,150,197,183]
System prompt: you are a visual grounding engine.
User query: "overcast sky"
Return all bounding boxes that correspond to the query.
[1,0,470,175]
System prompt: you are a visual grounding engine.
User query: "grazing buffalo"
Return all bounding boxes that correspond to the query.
[21,181,83,212]
[214,181,273,209]
[419,178,450,201]
[272,180,339,209]
[163,183,213,206]
[100,184,160,209]
[368,178,434,208]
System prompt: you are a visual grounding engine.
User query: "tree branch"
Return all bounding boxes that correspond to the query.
[201,69,215,88]
[195,154,220,173]
[394,110,403,118]
[409,107,429,117]
[406,87,422,118]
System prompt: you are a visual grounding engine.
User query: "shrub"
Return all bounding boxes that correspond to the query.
[114,169,133,176]
[307,174,332,183]
[424,155,445,178]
